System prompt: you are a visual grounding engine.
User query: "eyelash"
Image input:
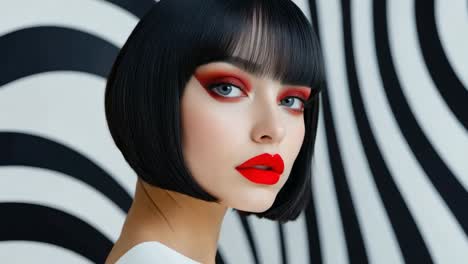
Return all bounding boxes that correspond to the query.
[207,82,307,112]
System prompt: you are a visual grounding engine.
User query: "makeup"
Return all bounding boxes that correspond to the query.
[195,69,252,92]
[194,63,313,114]
[235,153,285,185]
[278,87,311,102]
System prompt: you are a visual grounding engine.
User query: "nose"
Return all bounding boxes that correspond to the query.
[251,102,286,145]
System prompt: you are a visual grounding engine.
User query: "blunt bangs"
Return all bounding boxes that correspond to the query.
[193,0,324,100]
[105,0,324,222]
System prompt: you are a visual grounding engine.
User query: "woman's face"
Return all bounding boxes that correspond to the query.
[180,61,310,212]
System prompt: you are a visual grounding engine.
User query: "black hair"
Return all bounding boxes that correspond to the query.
[105,0,324,222]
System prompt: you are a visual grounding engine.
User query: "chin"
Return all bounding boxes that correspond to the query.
[244,204,274,213]
[228,191,277,213]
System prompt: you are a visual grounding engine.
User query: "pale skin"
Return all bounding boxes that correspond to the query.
[105,61,311,264]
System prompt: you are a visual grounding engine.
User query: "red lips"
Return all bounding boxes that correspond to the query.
[235,153,285,185]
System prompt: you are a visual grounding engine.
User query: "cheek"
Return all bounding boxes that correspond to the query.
[180,81,247,177]
[184,110,234,153]
[294,123,306,156]
[182,104,243,153]
[296,122,306,148]
[284,120,306,174]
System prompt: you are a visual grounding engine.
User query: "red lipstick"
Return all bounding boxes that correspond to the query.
[235,153,285,185]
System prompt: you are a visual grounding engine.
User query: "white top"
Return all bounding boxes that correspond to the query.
[115,241,202,264]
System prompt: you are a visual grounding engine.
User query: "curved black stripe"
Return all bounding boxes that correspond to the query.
[215,248,226,264]
[277,223,288,264]
[0,26,119,87]
[321,90,372,264]
[237,214,260,264]
[104,0,155,18]
[0,202,113,263]
[304,4,324,264]
[0,132,131,213]
[340,0,434,262]
[308,1,369,263]
[375,0,468,236]
[415,0,468,131]
[303,189,323,264]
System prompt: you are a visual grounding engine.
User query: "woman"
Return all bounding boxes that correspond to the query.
[104,0,324,263]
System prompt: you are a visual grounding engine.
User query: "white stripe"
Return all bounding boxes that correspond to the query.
[219,209,256,264]
[317,0,404,262]
[283,212,309,264]
[0,0,138,47]
[248,217,281,264]
[388,0,468,190]
[292,0,313,22]
[357,0,468,262]
[435,0,468,90]
[0,241,92,264]
[312,102,349,264]
[0,72,137,196]
[0,166,126,243]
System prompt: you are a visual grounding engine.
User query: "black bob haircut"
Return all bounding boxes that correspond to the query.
[105,0,324,222]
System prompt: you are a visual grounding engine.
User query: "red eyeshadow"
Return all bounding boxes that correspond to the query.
[194,70,251,92]
[278,87,311,101]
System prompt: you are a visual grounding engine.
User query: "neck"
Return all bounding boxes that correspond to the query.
[120,178,227,264]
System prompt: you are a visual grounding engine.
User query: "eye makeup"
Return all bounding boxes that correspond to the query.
[277,86,313,115]
[194,64,313,112]
[277,87,311,103]
[194,69,252,93]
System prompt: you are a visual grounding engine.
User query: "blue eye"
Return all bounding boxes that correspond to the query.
[280,97,305,111]
[208,83,306,112]
[209,83,244,97]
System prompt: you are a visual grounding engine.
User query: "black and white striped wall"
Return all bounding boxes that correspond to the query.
[1,1,466,263]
